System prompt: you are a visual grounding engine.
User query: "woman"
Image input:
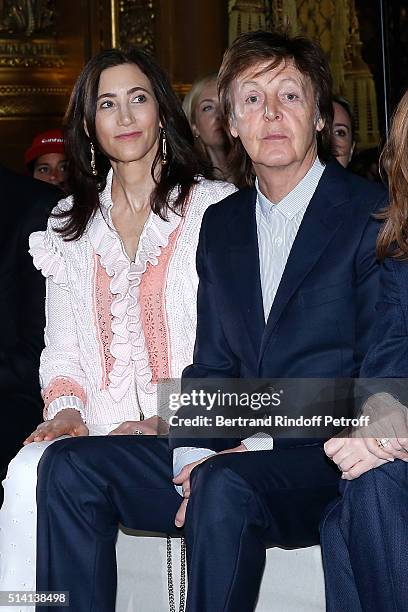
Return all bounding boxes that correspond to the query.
[331,95,355,168]
[321,91,408,612]
[183,74,237,184]
[0,47,235,606]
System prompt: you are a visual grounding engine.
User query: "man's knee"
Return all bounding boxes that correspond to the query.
[189,455,255,515]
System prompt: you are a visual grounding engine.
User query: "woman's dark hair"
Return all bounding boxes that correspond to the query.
[58,47,209,240]
[218,30,334,187]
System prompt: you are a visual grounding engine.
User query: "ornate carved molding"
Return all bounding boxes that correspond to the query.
[0,85,70,116]
[228,0,267,44]
[0,1,57,37]
[117,0,156,52]
[0,37,64,67]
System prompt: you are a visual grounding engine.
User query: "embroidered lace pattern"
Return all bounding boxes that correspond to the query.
[93,253,115,389]
[43,376,87,409]
[139,223,183,384]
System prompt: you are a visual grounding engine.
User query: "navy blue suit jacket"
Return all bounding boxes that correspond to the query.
[361,256,408,379]
[171,161,387,451]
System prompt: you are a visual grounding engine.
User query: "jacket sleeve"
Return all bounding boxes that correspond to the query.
[170,209,242,452]
[30,226,87,421]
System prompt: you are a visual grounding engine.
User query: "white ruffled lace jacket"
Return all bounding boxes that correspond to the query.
[29,171,236,424]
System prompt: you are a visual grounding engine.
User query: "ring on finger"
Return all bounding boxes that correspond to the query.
[377,437,391,449]
[132,429,143,435]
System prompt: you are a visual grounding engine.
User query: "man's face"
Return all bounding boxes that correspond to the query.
[229,59,324,172]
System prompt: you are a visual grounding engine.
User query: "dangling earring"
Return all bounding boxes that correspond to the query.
[90,142,97,176]
[161,129,168,165]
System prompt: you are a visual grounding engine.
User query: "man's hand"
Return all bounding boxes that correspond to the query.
[108,416,169,436]
[173,443,248,527]
[23,408,89,444]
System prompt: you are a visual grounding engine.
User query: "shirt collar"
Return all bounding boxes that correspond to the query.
[255,157,325,220]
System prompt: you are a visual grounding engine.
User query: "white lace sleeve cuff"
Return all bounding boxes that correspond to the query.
[46,396,86,422]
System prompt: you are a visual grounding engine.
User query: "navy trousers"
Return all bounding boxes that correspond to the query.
[36,436,339,612]
[320,460,408,612]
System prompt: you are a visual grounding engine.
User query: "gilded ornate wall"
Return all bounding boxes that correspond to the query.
[0,0,114,170]
[0,0,383,171]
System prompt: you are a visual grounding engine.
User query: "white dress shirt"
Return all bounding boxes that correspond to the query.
[173,158,326,489]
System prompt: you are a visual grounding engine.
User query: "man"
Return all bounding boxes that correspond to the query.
[0,164,59,472]
[35,31,386,611]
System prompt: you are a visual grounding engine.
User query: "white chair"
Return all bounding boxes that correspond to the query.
[116,529,325,612]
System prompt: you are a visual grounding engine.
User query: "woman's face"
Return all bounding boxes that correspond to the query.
[94,63,161,165]
[192,81,228,149]
[332,101,355,167]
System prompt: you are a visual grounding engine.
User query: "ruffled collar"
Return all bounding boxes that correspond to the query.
[87,168,183,402]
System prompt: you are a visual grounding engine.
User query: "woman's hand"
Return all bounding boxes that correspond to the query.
[358,392,408,459]
[23,408,89,444]
[108,416,169,436]
[324,436,388,480]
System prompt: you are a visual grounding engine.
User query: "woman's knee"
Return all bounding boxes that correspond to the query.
[343,460,407,509]
[319,498,342,547]
[4,440,55,482]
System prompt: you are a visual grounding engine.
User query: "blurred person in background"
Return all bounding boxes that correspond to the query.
[183,74,240,185]
[0,164,59,481]
[331,95,355,168]
[24,128,70,193]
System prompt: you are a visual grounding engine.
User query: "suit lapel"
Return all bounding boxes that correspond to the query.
[259,162,351,362]
[227,188,265,361]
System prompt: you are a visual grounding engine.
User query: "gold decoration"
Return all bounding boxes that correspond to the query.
[117,0,155,52]
[173,83,192,99]
[229,0,267,44]
[0,37,64,67]
[342,0,379,148]
[0,85,70,116]
[269,0,298,34]
[111,0,119,47]
[0,1,56,37]
[296,0,348,93]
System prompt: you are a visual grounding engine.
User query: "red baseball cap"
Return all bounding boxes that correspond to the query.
[24,129,65,168]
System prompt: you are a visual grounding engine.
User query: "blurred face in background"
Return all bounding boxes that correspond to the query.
[192,81,229,149]
[332,101,355,167]
[33,153,68,192]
